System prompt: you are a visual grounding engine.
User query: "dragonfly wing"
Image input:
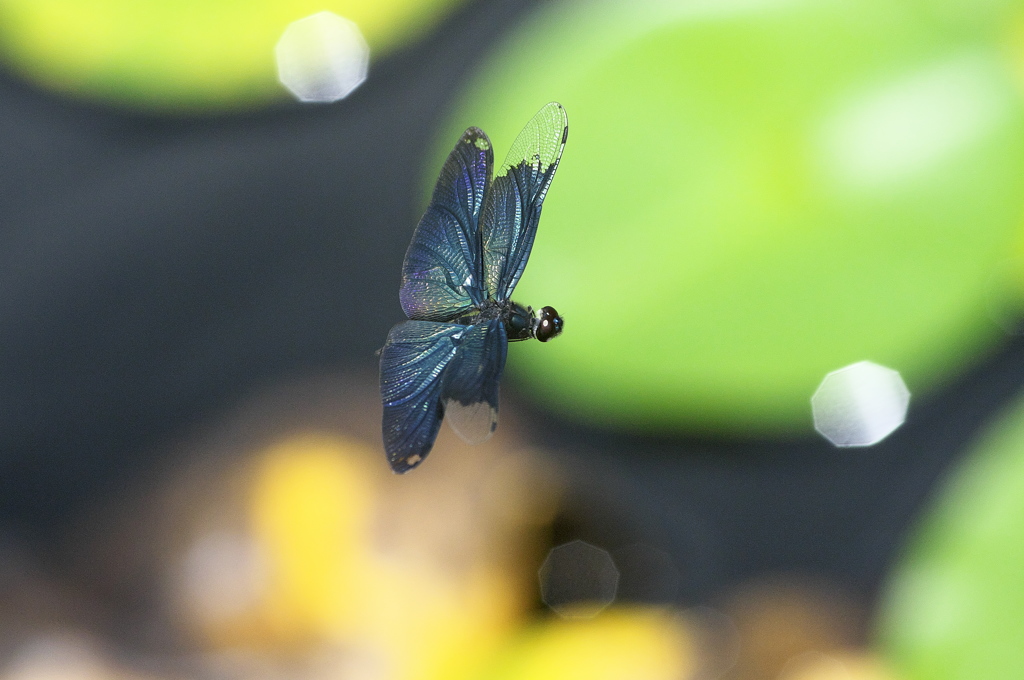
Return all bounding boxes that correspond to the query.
[442,319,508,444]
[482,102,568,300]
[380,320,466,472]
[400,127,493,321]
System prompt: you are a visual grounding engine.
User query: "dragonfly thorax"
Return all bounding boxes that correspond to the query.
[462,300,563,342]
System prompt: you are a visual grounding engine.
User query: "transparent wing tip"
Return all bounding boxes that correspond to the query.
[444,399,498,445]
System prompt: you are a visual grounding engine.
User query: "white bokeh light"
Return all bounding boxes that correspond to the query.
[539,540,619,619]
[175,529,269,626]
[5,634,107,680]
[275,11,369,103]
[811,360,910,447]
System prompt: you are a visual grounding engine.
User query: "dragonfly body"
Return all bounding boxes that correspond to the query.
[455,299,562,342]
[379,103,568,473]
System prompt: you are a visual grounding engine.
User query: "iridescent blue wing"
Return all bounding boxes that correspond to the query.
[380,320,466,473]
[400,128,493,321]
[441,319,508,444]
[482,102,568,301]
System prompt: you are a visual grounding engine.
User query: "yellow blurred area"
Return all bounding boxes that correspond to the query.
[244,435,376,644]
[164,399,560,680]
[0,0,465,109]
[134,377,702,680]
[484,607,695,680]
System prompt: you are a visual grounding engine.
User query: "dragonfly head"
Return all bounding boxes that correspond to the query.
[534,306,564,342]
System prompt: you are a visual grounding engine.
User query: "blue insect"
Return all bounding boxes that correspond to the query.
[379,102,568,473]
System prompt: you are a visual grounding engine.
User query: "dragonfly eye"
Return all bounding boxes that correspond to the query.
[535,306,564,342]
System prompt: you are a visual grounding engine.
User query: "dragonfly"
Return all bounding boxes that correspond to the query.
[379,102,568,473]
